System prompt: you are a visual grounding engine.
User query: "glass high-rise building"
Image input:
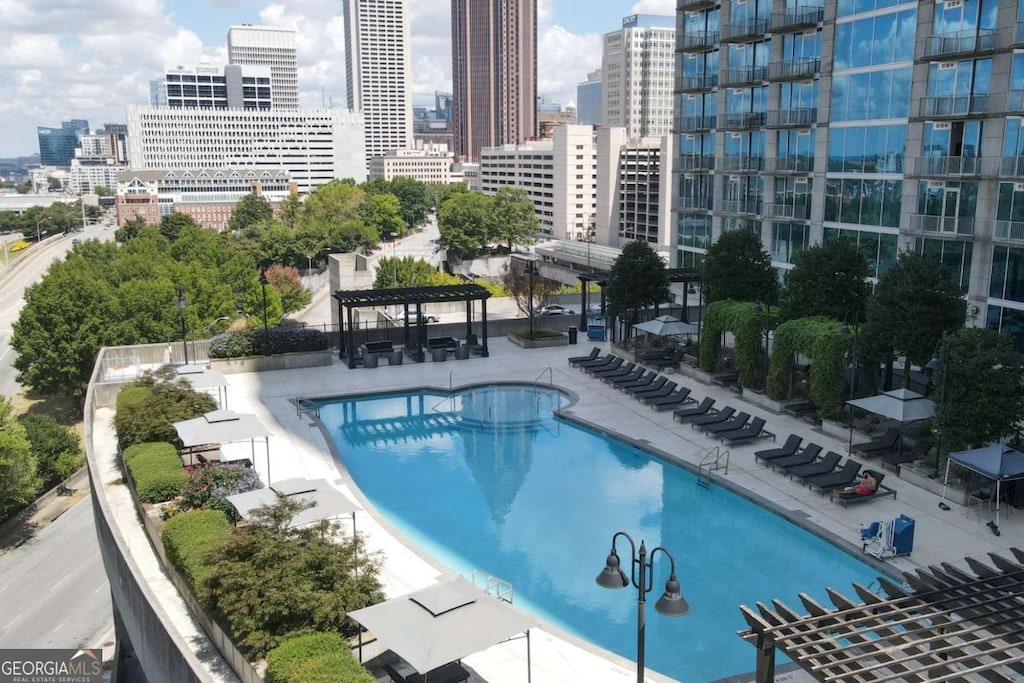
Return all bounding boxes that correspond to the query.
[672,0,1024,341]
[37,119,89,167]
[577,69,603,126]
[604,15,676,138]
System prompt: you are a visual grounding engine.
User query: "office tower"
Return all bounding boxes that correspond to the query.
[671,0,1024,340]
[577,70,602,126]
[435,91,454,123]
[227,24,299,110]
[342,0,414,164]
[603,14,675,139]
[152,64,273,110]
[37,119,89,167]
[596,128,673,249]
[125,105,366,190]
[451,0,537,161]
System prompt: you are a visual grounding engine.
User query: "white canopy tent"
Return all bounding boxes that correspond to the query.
[175,364,229,409]
[225,477,360,534]
[173,409,271,479]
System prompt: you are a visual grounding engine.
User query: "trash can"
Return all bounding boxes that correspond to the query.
[568,326,578,344]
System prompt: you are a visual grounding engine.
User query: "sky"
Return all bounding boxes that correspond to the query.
[0,0,675,159]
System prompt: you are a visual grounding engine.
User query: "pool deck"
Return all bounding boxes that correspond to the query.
[181,338,1023,683]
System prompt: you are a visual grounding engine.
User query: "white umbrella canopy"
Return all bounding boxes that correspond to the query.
[226,478,360,531]
[173,409,271,447]
[349,576,537,675]
[633,315,700,337]
[847,388,935,423]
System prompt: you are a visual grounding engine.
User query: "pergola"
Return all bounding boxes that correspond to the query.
[576,267,702,336]
[739,546,1024,682]
[334,284,492,368]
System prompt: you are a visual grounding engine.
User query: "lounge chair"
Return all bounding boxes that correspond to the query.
[634,380,676,401]
[608,368,652,386]
[807,460,862,494]
[786,451,842,481]
[568,347,600,366]
[753,435,803,464]
[464,333,485,356]
[588,358,629,377]
[647,388,696,410]
[700,411,751,435]
[672,397,716,422]
[601,365,643,384]
[651,348,684,371]
[623,375,667,396]
[718,417,770,446]
[577,353,617,371]
[833,469,897,506]
[770,445,824,473]
[881,438,931,473]
[640,347,673,362]
[851,427,900,458]
[687,406,736,428]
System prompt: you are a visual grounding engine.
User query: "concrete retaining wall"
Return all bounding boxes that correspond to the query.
[209,350,333,375]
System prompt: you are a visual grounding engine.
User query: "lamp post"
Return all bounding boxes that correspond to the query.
[259,269,270,356]
[926,340,950,474]
[840,312,861,455]
[596,532,689,683]
[176,284,189,366]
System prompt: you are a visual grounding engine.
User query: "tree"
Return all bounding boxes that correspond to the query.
[437,191,492,258]
[490,187,537,250]
[360,193,405,240]
[0,398,38,520]
[93,185,112,197]
[864,252,965,387]
[605,241,670,331]
[115,216,148,243]
[228,193,274,233]
[500,262,562,315]
[388,176,433,228]
[160,212,199,242]
[244,277,285,328]
[264,264,311,314]
[374,256,438,289]
[327,218,378,254]
[278,192,303,230]
[780,239,870,321]
[303,180,364,228]
[702,230,778,304]
[20,413,80,488]
[932,328,1024,454]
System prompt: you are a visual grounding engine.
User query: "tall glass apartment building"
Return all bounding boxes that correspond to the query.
[672,0,1024,341]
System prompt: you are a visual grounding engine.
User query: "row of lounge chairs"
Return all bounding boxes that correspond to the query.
[754,435,897,506]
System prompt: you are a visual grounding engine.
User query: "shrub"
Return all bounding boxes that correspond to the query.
[162,508,233,601]
[123,442,186,503]
[116,386,154,412]
[19,413,81,488]
[208,326,329,358]
[181,464,263,520]
[266,633,375,683]
[114,380,217,449]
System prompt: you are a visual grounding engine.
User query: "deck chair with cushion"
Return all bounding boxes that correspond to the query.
[672,397,716,422]
[807,460,862,494]
[651,348,685,371]
[613,370,656,390]
[624,375,668,396]
[568,347,600,366]
[602,365,644,384]
[688,406,736,429]
[851,427,900,458]
[634,380,677,401]
[759,442,821,468]
[785,451,842,481]
[647,387,696,410]
[753,434,802,464]
[577,354,618,372]
[770,444,824,473]
[700,411,751,435]
[718,417,770,446]
[589,358,630,378]
[833,469,897,506]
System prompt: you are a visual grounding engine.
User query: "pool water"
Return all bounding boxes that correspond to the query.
[320,385,879,682]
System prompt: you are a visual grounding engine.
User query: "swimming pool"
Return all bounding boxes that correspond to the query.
[319,385,879,682]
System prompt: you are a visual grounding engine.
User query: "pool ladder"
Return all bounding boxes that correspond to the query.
[295,396,320,419]
[697,446,730,489]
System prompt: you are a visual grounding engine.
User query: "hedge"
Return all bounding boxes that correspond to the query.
[266,633,375,683]
[123,441,187,503]
[208,326,329,358]
[162,508,233,601]
[116,386,154,412]
[766,316,849,419]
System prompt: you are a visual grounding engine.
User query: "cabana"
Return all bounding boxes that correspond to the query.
[846,388,935,456]
[942,443,1024,534]
[172,409,271,479]
[225,477,359,534]
[175,364,229,409]
[349,576,537,682]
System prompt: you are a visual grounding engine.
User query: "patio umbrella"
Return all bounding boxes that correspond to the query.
[942,443,1024,532]
[632,315,700,337]
[173,409,272,480]
[226,477,360,534]
[846,388,935,456]
[349,576,537,677]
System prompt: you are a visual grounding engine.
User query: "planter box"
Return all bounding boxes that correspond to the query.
[209,349,333,374]
[741,390,790,414]
[688,367,716,385]
[507,333,568,349]
[899,464,970,506]
[820,418,859,441]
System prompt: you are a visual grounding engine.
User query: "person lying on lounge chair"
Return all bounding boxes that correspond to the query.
[832,471,878,498]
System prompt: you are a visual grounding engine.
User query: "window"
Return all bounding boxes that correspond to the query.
[823,227,898,277]
[990,246,1024,301]
[771,223,810,263]
[914,237,973,292]
[824,178,903,227]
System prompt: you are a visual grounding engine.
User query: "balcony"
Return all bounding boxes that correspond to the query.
[766,108,817,127]
[676,115,717,131]
[722,66,768,86]
[908,214,975,236]
[766,156,814,174]
[718,111,766,129]
[721,19,769,42]
[718,199,763,215]
[923,29,995,59]
[1007,90,1024,113]
[769,6,824,32]
[680,31,720,52]
[678,0,717,10]
[718,156,765,172]
[1002,156,1024,177]
[678,154,716,171]
[910,156,988,177]
[918,94,988,118]
[995,220,1024,242]
[766,202,811,220]
[677,74,719,92]
[677,196,714,212]
[767,58,821,81]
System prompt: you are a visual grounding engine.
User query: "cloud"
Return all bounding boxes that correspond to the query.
[630,0,676,13]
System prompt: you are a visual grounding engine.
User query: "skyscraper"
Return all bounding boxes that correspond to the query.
[576,69,603,127]
[451,0,537,161]
[603,15,675,138]
[37,119,89,167]
[227,24,299,110]
[342,0,414,164]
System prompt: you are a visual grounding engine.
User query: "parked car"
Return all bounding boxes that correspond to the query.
[391,310,440,324]
[537,304,575,316]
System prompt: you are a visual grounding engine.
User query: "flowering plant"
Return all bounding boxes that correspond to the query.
[208,326,330,358]
[180,463,263,520]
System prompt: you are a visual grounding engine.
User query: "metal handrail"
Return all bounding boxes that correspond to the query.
[295,397,320,419]
[534,366,553,386]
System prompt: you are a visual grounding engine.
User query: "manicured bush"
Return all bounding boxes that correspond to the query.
[208,326,329,358]
[162,508,233,600]
[266,633,375,683]
[116,386,154,412]
[114,380,217,449]
[181,464,263,521]
[123,442,187,503]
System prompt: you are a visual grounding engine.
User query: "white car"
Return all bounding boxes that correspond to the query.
[391,310,440,324]
[537,304,575,316]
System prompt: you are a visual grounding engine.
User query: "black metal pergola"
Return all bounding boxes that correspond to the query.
[333,284,491,369]
[739,546,1024,682]
[576,267,703,336]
